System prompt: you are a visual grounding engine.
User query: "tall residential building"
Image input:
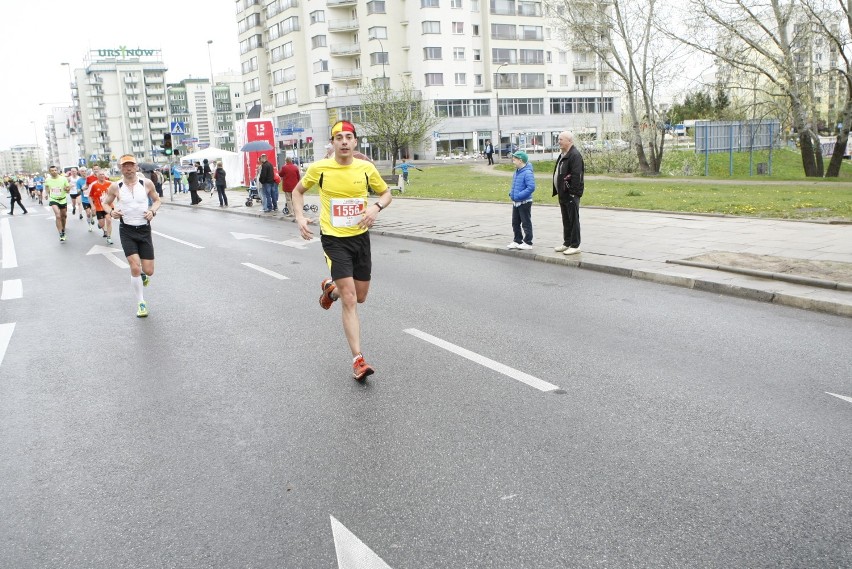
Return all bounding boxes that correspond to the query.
[235,0,622,160]
[73,49,169,164]
[44,106,79,169]
[166,74,246,156]
[1,145,46,174]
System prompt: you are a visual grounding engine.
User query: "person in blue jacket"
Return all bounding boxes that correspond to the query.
[507,151,535,250]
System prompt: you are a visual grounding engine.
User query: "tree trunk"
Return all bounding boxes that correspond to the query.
[826,99,852,177]
[632,122,651,174]
[798,132,823,177]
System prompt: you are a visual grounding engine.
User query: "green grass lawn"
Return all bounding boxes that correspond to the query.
[399,151,852,221]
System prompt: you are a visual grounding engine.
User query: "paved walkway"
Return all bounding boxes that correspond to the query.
[161,185,852,318]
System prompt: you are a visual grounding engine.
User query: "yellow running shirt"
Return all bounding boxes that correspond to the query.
[45,176,71,204]
[300,158,387,238]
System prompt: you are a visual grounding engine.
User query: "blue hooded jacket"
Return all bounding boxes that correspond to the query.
[509,162,535,203]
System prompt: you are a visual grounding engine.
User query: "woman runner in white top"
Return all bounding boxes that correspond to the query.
[102,154,161,318]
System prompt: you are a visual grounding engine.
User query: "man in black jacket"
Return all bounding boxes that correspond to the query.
[257,154,277,212]
[552,130,584,255]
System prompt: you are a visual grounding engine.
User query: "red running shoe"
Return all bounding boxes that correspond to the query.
[319,278,337,310]
[353,355,374,381]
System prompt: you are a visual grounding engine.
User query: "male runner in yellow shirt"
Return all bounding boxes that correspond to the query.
[292,120,391,381]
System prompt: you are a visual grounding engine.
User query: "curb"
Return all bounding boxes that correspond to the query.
[162,202,852,319]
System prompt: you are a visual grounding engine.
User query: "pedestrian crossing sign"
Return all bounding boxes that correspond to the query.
[170,121,186,135]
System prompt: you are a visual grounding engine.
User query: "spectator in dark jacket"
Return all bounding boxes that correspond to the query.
[7,179,28,214]
[507,151,534,249]
[188,169,202,205]
[552,131,584,255]
[257,154,277,212]
[213,161,228,207]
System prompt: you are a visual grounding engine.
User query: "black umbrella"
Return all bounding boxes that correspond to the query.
[240,140,274,152]
[137,162,160,172]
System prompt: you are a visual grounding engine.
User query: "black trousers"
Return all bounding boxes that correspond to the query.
[559,195,581,248]
[9,192,27,213]
[189,188,202,204]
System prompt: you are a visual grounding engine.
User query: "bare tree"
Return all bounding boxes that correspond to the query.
[675,0,826,176]
[545,0,687,174]
[358,82,441,172]
[798,0,851,177]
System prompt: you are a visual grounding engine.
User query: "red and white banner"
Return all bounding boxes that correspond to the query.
[241,119,277,185]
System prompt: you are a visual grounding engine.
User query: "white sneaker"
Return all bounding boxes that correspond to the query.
[507,242,520,249]
[517,242,532,250]
[563,246,581,255]
[554,245,569,252]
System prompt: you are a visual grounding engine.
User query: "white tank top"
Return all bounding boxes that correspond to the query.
[118,177,149,226]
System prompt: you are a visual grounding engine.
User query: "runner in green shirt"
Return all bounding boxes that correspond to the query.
[45,165,71,241]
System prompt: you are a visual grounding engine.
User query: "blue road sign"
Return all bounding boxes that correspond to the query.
[78,158,86,166]
[281,128,293,135]
[90,154,98,161]
[170,121,186,135]
[293,127,305,133]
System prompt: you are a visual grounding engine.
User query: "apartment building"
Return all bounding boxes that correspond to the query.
[166,74,246,156]
[44,106,79,169]
[73,50,169,164]
[236,0,622,160]
[1,145,46,174]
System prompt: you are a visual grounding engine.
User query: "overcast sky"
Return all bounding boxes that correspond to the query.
[0,0,240,151]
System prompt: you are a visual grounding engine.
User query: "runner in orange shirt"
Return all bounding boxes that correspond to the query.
[88,169,114,244]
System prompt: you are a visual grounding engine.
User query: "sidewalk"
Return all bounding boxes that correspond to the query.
[162,185,852,318]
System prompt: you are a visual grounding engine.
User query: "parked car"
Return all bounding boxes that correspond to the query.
[500,143,518,157]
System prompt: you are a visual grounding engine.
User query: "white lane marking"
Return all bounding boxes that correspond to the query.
[231,231,318,249]
[404,328,561,393]
[0,323,15,366]
[1,279,23,300]
[152,230,204,249]
[330,515,393,569]
[241,263,289,280]
[826,392,852,405]
[1,218,17,268]
[86,245,129,269]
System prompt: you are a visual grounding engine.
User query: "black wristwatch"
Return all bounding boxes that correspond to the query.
[376,203,384,212]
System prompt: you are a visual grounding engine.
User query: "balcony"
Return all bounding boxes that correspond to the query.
[331,68,362,80]
[327,0,356,6]
[144,75,164,84]
[125,89,141,96]
[87,75,103,85]
[330,42,360,56]
[328,18,358,31]
[149,110,167,119]
[146,87,165,96]
[573,61,597,71]
[124,76,138,84]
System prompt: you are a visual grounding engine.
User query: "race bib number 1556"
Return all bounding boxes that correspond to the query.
[330,198,364,227]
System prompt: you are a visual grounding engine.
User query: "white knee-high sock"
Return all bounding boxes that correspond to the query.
[131,276,144,303]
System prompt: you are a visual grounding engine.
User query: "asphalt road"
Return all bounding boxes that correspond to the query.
[1,205,851,568]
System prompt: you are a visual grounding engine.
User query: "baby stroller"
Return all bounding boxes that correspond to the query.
[245,180,263,207]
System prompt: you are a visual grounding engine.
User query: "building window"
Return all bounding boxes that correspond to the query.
[453,47,465,61]
[268,23,281,41]
[286,89,297,104]
[491,0,514,15]
[315,84,330,97]
[312,35,327,48]
[519,25,543,40]
[434,99,490,117]
[310,10,325,24]
[520,73,545,88]
[367,1,386,14]
[372,77,390,89]
[422,21,441,34]
[474,74,483,86]
[241,57,258,74]
[281,16,299,35]
[370,52,389,65]
[495,72,518,88]
[369,26,388,39]
[422,0,440,6]
[491,24,516,40]
[425,73,444,86]
[473,49,481,61]
[314,59,329,72]
[472,24,480,36]
[517,1,542,16]
[492,48,517,64]
[455,73,467,85]
[519,49,544,65]
[499,97,544,115]
[451,0,463,7]
[471,0,480,11]
[452,22,464,34]
[424,47,442,60]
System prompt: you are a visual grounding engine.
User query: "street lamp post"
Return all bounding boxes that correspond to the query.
[207,40,216,148]
[369,36,387,86]
[495,62,508,159]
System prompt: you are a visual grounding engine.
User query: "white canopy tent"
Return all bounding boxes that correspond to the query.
[180,147,242,188]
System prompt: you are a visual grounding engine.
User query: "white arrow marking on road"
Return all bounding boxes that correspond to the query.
[230,232,318,249]
[1,279,23,300]
[330,515,393,569]
[152,230,204,249]
[404,328,561,393]
[0,323,15,366]
[241,263,289,280]
[826,392,852,405]
[86,245,129,269]
[1,218,17,268]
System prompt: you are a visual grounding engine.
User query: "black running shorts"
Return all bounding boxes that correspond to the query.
[119,222,155,260]
[49,201,67,209]
[321,232,371,282]
[96,210,107,219]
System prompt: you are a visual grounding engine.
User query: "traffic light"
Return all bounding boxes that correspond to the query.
[162,133,173,156]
